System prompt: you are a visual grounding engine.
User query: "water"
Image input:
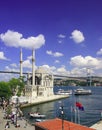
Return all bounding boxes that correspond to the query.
[22,86,102,127]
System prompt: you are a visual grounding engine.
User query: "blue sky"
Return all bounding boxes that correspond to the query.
[0,0,102,81]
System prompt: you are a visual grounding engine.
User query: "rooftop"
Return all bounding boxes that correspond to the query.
[35,118,95,130]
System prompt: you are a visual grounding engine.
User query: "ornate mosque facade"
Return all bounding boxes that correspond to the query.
[20,49,54,103]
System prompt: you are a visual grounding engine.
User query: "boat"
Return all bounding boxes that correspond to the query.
[35,119,46,122]
[74,88,92,95]
[56,89,72,95]
[29,112,46,118]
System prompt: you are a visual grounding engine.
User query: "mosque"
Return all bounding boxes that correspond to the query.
[20,49,54,103]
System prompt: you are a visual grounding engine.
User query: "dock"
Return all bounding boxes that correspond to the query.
[21,94,69,108]
[90,120,102,130]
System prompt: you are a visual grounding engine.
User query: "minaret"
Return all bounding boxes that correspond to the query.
[20,48,23,77]
[32,49,35,86]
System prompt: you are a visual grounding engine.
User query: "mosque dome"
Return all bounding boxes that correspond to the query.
[35,67,49,74]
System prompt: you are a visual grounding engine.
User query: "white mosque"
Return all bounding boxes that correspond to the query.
[20,49,54,103]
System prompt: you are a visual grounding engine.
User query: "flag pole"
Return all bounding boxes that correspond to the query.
[59,102,64,130]
[77,108,80,124]
[73,93,77,124]
[75,101,84,124]
[74,107,77,123]
[71,106,73,122]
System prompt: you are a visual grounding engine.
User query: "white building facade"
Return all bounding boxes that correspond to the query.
[25,67,54,103]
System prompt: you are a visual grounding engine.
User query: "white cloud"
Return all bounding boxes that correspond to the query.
[70,55,101,69]
[10,63,18,68]
[5,66,19,72]
[70,67,86,77]
[97,48,102,55]
[58,40,63,44]
[39,64,70,76]
[70,30,85,43]
[56,66,70,76]
[58,34,66,38]
[40,65,69,76]
[46,50,64,57]
[57,67,66,73]
[57,34,66,44]
[0,51,8,60]
[27,56,33,60]
[2,66,20,81]
[55,60,60,63]
[38,65,56,74]
[0,73,19,81]
[54,52,64,57]
[46,50,52,55]
[0,30,45,49]
[22,56,37,70]
[22,59,32,69]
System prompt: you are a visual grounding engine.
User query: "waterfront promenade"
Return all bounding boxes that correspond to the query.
[1,105,102,130]
[2,93,102,130]
[0,108,35,130]
[0,95,69,130]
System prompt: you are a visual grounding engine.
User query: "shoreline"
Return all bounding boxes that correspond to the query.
[21,94,69,108]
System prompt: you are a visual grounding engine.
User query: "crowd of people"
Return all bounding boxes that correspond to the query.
[1,99,22,129]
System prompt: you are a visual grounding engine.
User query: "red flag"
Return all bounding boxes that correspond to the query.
[75,102,84,111]
[76,102,82,107]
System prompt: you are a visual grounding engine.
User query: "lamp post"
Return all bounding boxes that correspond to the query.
[59,105,64,130]
[59,102,71,130]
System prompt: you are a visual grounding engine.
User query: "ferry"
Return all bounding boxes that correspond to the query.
[56,89,72,95]
[74,88,92,95]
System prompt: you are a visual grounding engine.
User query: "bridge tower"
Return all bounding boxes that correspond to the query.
[20,48,23,77]
[86,68,92,86]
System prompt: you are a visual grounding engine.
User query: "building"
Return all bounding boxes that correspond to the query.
[25,67,54,103]
[20,49,54,103]
[34,118,95,130]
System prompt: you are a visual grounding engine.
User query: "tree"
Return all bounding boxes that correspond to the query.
[9,78,19,95]
[8,77,25,96]
[17,76,26,96]
[0,81,12,99]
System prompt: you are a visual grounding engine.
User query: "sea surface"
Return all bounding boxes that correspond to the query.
[22,86,102,127]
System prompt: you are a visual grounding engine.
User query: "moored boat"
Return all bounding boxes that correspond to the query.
[35,119,46,122]
[74,88,92,95]
[29,112,46,118]
[56,89,72,95]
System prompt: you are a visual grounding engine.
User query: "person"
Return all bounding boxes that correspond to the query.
[11,114,14,124]
[5,121,10,130]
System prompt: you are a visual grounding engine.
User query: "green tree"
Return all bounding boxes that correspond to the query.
[8,77,25,96]
[17,76,26,96]
[0,81,12,99]
[9,78,19,95]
